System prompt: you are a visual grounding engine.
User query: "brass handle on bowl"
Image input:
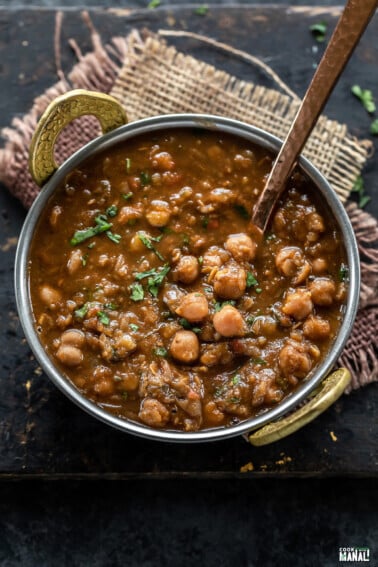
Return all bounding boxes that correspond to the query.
[29,89,128,187]
[248,368,351,446]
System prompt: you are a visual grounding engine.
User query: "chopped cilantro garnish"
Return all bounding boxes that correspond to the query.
[214,300,236,312]
[371,119,378,135]
[194,4,208,16]
[148,0,160,7]
[351,85,376,114]
[122,391,129,400]
[138,233,165,261]
[247,316,256,326]
[106,205,118,218]
[97,311,110,326]
[253,357,267,365]
[135,264,170,297]
[104,303,117,310]
[130,283,144,302]
[153,347,168,357]
[81,254,88,267]
[87,242,96,249]
[181,233,190,245]
[255,288,262,294]
[246,272,259,288]
[122,192,133,201]
[231,374,241,385]
[140,171,151,186]
[179,318,201,334]
[179,317,191,330]
[310,21,327,42]
[129,323,139,332]
[70,215,112,245]
[228,397,241,404]
[106,231,121,244]
[352,175,371,208]
[74,303,89,319]
[233,204,249,219]
[339,264,349,282]
[201,215,209,229]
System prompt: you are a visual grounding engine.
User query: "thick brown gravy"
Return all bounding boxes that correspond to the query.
[29,128,348,431]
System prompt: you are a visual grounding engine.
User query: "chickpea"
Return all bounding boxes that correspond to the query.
[175,292,209,323]
[117,206,142,225]
[213,263,247,300]
[279,342,312,378]
[225,233,257,262]
[39,285,62,307]
[306,212,325,233]
[93,378,115,396]
[61,329,85,348]
[67,248,84,275]
[213,305,245,337]
[309,277,336,306]
[173,255,199,284]
[252,316,277,337]
[303,315,331,341]
[204,401,225,425]
[138,398,170,428]
[151,151,175,171]
[312,258,328,275]
[145,200,171,227]
[170,330,200,363]
[56,344,83,367]
[202,246,230,271]
[129,231,149,253]
[275,247,304,277]
[282,289,313,320]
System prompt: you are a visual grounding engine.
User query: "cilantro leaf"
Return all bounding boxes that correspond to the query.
[370,119,378,135]
[214,300,236,312]
[194,4,208,16]
[310,21,327,42]
[106,231,121,244]
[138,233,165,261]
[74,303,89,319]
[351,85,376,114]
[97,311,110,326]
[130,283,144,302]
[352,175,370,209]
[246,272,259,288]
[70,215,112,245]
[153,347,168,357]
[106,205,118,218]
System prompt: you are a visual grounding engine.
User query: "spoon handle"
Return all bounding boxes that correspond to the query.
[251,0,377,233]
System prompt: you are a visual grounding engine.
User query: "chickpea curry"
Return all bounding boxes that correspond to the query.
[29,128,348,432]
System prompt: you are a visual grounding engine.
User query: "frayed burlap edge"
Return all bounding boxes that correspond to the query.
[112,33,373,204]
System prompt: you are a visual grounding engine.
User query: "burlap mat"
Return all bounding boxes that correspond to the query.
[0,19,377,392]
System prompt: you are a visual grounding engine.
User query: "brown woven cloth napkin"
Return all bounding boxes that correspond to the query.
[1,25,377,392]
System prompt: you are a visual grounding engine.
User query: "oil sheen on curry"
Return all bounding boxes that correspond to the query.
[29,128,348,432]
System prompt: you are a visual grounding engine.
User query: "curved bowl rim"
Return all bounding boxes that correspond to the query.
[14,113,361,443]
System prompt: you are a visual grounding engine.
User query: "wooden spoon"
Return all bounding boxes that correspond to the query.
[249,0,377,238]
